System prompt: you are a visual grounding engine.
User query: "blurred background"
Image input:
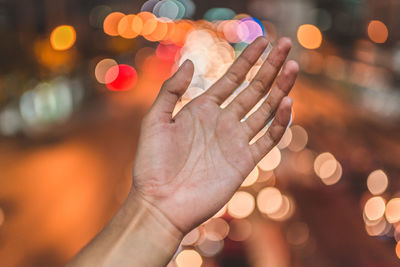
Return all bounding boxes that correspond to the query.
[0,0,400,266]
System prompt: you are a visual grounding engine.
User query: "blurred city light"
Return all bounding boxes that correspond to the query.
[297,24,322,50]
[227,191,255,219]
[367,20,389,44]
[1,0,400,265]
[50,25,77,51]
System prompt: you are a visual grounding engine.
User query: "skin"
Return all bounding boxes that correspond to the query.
[68,36,299,267]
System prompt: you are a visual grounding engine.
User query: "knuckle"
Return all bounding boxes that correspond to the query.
[260,101,273,118]
[225,71,241,86]
[251,79,265,93]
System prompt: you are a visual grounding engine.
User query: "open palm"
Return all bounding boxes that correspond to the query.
[133,37,299,234]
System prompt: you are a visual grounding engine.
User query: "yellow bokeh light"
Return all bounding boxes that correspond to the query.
[367,170,388,195]
[50,25,76,51]
[385,198,400,224]
[297,24,322,50]
[227,191,255,219]
[257,187,283,215]
[367,20,388,44]
[241,167,259,187]
[364,196,386,221]
[257,146,281,171]
[175,250,202,267]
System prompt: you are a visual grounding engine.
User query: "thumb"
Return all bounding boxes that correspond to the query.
[151,60,194,122]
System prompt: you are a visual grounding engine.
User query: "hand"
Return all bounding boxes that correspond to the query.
[133,37,299,234]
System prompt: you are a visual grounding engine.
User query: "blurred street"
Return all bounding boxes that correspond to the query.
[0,0,400,266]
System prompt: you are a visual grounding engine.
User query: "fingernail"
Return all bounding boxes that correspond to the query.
[182,59,192,67]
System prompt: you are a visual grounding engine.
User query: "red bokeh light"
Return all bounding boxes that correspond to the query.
[106,64,138,91]
[156,43,181,62]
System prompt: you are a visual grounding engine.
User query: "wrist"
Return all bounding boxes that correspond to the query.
[127,189,184,243]
[69,188,183,267]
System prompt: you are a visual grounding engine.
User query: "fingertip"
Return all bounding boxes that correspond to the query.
[181,59,194,72]
[279,97,293,113]
[286,60,299,74]
[279,37,292,48]
[276,37,292,54]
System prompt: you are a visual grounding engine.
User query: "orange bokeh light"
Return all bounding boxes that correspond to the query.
[367,20,388,44]
[170,20,194,46]
[137,12,157,36]
[104,12,125,36]
[143,18,169,42]
[297,24,322,50]
[227,191,255,219]
[50,25,76,51]
[118,14,142,39]
[175,250,202,267]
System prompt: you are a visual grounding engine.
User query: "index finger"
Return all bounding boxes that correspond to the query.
[204,36,269,105]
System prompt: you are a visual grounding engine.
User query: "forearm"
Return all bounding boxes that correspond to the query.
[67,191,183,267]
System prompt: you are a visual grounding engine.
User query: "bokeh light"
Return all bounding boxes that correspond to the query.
[106,64,138,91]
[118,14,142,39]
[314,152,335,178]
[181,228,201,246]
[95,58,118,84]
[238,18,264,43]
[204,218,230,241]
[267,195,295,221]
[297,24,323,50]
[204,8,236,21]
[385,198,400,224]
[50,25,76,51]
[103,12,125,36]
[277,128,293,149]
[320,161,342,186]
[227,191,255,219]
[241,166,259,187]
[257,187,283,215]
[364,196,386,221]
[175,249,202,267]
[367,170,388,195]
[365,217,389,236]
[288,125,308,152]
[195,238,224,257]
[367,20,388,44]
[257,147,281,171]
